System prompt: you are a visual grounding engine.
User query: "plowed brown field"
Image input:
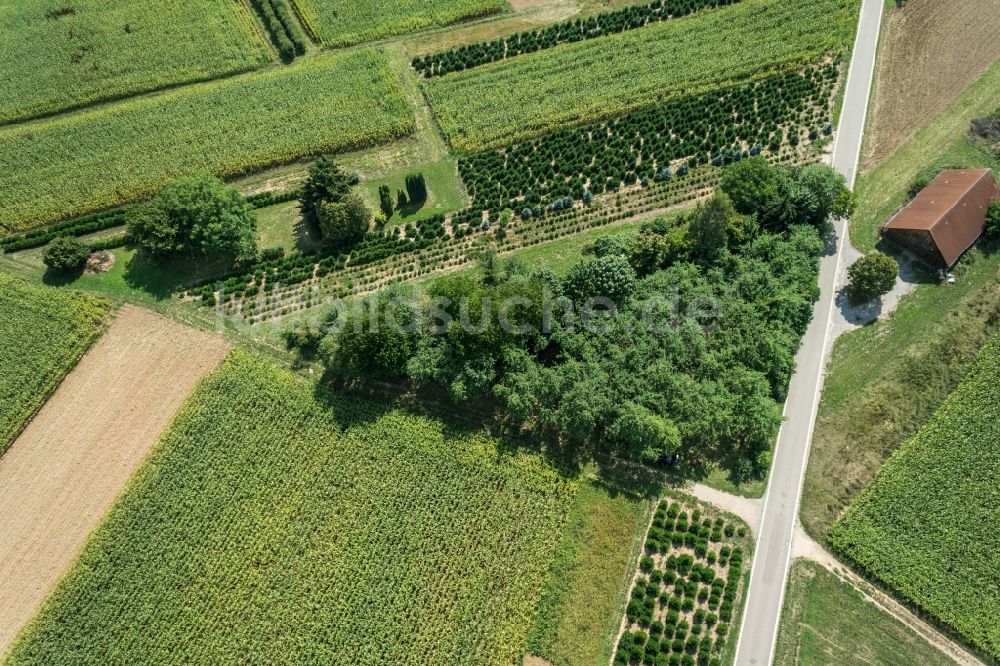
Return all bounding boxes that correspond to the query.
[861,0,1000,170]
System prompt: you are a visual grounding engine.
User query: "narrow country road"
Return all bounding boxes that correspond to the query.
[732,0,884,664]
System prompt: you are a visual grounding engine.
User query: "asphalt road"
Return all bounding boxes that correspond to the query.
[732,0,884,664]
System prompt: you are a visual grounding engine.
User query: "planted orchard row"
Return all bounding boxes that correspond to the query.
[412,0,740,77]
[458,64,837,217]
[209,170,718,322]
[613,500,748,666]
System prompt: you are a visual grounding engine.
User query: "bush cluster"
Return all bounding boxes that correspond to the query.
[458,65,836,216]
[616,501,745,665]
[412,0,740,77]
[249,0,307,61]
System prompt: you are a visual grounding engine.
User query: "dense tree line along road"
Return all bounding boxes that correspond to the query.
[732,0,885,663]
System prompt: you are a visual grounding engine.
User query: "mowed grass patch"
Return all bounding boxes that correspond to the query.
[528,481,652,666]
[773,560,955,666]
[6,350,576,665]
[0,272,111,453]
[0,49,414,233]
[423,0,859,150]
[830,335,1000,659]
[292,0,504,47]
[0,0,270,125]
[358,157,468,226]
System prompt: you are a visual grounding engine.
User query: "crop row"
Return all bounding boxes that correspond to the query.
[4,351,576,665]
[830,335,1000,659]
[613,500,749,666]
[423,0,858,150]
[0,273,111,454]
[0,49,413,233]
[412,0,740,77]
[459,65,836,215]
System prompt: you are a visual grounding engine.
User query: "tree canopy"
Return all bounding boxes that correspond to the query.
[127,174,257,262]
[847,251,898,303]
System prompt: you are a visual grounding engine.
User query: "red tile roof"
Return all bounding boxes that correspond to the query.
[884,169,1000,266]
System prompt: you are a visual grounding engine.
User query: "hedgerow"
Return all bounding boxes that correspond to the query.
[5,350,576,665]
[413,0,740,77]
[423,0,858,150]
[1,189,302,254]
[0,273,111,454]
[0,49,413,233]
[459,65,836,215]
[831,335,1000,659]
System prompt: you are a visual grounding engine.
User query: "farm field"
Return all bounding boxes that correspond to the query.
[800,61,1000,540]
[0,0,270,125]
[773,560,955,666]
[830,334,1000,659]
[5,350,576,665]
[860,0,1000,170]
[0,273,110,454]
[423,0,859,150]
[293,0,505,47]
[0,306,229,655]
[0,49,413,233]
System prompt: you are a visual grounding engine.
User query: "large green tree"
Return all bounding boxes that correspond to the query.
[317,193,370,249]
[300,155,356,226]
[127,174,257,262]
[847,251,898,303]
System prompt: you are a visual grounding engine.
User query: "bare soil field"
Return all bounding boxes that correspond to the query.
[0,306,228,655]
[861,0,1000,170]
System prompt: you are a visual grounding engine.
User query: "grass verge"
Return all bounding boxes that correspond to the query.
[773,559,954,666]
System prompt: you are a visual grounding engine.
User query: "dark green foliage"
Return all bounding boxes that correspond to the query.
[322,203,822,466]
[378,185,394,218]
[412,0,741,76]
[317,193,370,250]
[405,173,427,204]
[721,157,853,231]
[458,65,836,215]
[249,0,307,61]
[985,200,1000,239]
[300,155,357,227]
[847,252,898,303]
[42,236,89,272]
[127,174,257,262]
[563,254,638,305]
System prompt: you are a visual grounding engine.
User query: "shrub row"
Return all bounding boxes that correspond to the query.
[246,188,302,208]
[249,0,307,61]
[1,207,134,253]
[458,64,836,217]
[2,188,301,254]
[412,0,740,77]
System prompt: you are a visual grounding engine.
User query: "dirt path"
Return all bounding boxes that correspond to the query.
[861,0,1000,171]
[0,306,229,656]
